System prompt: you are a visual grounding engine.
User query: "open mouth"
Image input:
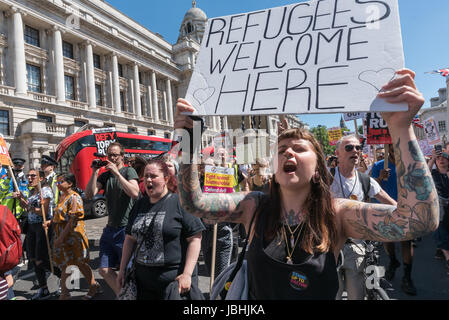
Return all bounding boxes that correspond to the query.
[146,185,153,192]
[283,161,297,173]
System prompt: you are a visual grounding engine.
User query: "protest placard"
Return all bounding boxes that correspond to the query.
[186,0,407,116]
[423,117,440,145]
[344,112,366,121]
[0,135,13,166]
[417,139,433,157]
[92,128,117,156]
[204,165,235,193]
[328,127,342,146]
[366,112,391,145]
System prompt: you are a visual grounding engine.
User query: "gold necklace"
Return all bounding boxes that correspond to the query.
[284,223,302,248]
[282,222,305,264]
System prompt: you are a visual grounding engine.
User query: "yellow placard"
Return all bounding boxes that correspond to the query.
[327,128,343,146]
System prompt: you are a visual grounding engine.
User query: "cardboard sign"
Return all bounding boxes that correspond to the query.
[344,112,366,121]
[328,127,342,146]
[204,165,235,193]
[186,0,407,116]
[0,135,12,166]
[423,117,440,145]
[92,128,117,156]
[366,112,391,145]
[417,139,433,157]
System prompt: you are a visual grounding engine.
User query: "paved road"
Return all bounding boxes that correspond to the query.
[11,216,449,300]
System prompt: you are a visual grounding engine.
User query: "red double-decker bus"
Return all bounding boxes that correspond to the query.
[56,129,175,217]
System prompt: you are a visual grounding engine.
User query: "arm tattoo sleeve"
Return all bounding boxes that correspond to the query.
[177,163,261,223]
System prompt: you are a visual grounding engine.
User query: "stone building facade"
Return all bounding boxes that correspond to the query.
[0,0,305,170]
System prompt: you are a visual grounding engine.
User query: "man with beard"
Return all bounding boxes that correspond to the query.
[85,142,139,296]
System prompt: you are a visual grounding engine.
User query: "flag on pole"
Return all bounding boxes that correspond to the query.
[412,115,424,129]
[425,69,449,77]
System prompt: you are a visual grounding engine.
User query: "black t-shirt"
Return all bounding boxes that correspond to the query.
[126,192,205,268]
[98,166,139,228]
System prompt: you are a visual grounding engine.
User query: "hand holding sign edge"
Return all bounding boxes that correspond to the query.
[377,69,424,131]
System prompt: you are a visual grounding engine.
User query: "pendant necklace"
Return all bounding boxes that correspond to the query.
[338,168,358,200]
[282,222,305,265]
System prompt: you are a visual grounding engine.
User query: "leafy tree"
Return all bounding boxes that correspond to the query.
[310,125,337,156]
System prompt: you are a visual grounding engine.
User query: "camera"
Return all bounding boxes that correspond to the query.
[91,159,108,169]
[435,145,442,154]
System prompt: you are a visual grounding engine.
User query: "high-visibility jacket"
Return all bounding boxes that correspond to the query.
[0,168,29,219]
[46,171,59,207]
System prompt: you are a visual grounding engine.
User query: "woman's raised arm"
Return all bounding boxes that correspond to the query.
[336,69,439,242]
[175,98,260,226]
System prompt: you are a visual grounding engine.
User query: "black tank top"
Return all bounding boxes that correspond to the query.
[246,206,339,300]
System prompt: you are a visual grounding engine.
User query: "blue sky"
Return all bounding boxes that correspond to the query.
[107,0,449,132]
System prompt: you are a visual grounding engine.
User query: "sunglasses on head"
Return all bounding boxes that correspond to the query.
[344,144,362,152]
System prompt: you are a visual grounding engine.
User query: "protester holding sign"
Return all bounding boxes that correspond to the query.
[17,169,58,300]
[175,69,438,299]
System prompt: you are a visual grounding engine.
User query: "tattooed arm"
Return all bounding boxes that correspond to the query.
[175,98,261,227]
[335,69,439,243]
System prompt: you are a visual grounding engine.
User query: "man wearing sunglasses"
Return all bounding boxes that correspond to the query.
[330,135,396,300]
[85,142,139,296]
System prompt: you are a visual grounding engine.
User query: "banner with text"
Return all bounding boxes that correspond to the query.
[92,128,117,156]
[344,112,366,121]
[186,0,406,116]
[366,112,391,145]
[204,165,235,193]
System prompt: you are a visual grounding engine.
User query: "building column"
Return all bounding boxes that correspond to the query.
[133,63,142,117]
[151,71,159,122]
[223,116,228,130]
[11,7,27,96]
[53,26,65,103]
[84,41,96,110]
[166,79,174,125]
[110,53,121,114]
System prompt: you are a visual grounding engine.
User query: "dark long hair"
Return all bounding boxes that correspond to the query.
[264,128,338,254]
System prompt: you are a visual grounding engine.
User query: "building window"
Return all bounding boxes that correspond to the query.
[0,110,10,136]
[164,132,171,139]
[62,41,74,59]
[93,54,101,69]
[438,121,446,132]
[74,120,87,127]
[65,75,75,100]
[138,72,142,84]
[24,25,40,47]
[26,64,41,93]
[95,84,102,106]
[37,115,53,123]
[128,127,137,134]
[148,129,156,136]
[118,63,123,77]
[120,91,125,111]
[104,123,115,128]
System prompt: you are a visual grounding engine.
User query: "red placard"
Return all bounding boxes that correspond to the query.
[366,112,392,145]
[0,135,13,166]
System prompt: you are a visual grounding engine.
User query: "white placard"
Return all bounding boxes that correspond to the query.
[186,0,407,116]
[344,112,366,121]
[423,117,441,145]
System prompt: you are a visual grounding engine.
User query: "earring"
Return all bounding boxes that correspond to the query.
[312,172,319,184]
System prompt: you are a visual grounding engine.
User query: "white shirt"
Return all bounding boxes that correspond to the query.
[330,167,381,201]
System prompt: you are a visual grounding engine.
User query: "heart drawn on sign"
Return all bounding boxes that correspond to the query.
[193,87,215,106]
[358,68,396,92]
